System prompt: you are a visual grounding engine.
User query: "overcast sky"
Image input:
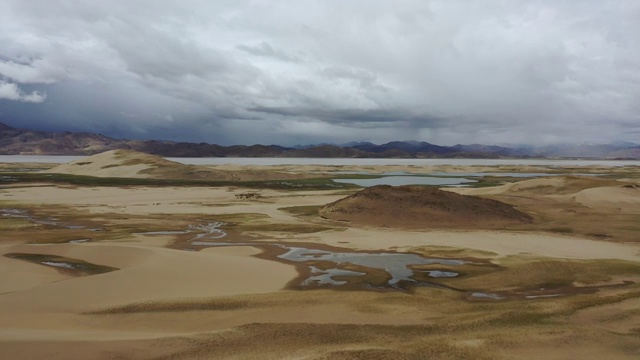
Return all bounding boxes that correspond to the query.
[1,0,639,146]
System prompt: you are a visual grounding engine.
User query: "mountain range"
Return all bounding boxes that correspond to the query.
[1,122,639,159]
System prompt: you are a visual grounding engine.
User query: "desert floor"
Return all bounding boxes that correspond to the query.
[1,160,640,359]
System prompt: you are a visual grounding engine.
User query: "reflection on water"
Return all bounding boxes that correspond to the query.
[65,225,86,229]
[190,222,227,239]
[471,292,505,300]
[134,230,191,235]
[304,266,366,286]
[0,208,89,228]
[41,261,76,269]
[135,222,228,239]
[166,157,640,167]
[278,246,463,285]
[332,176,476,187]
[331,171,603,188]
[2,155,638,167]
[68,239,90,244]
[336,171,558,178]
[423,270,459,278]
[525,294,564,299]
[143,221,468,291]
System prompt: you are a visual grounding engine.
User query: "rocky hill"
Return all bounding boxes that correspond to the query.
[1,122,639,159]
[320,185,533,229]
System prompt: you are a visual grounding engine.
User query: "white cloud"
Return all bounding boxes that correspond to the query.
[0,81,46,103]
[0,0,639,145]
[0,59,60,84]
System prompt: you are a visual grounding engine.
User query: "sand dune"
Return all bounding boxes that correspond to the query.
[450,176,621,197]
[574,185,640,210]
[0,243,296,313]
[449,176,640,215]
[446,177,567,196]
[3,164,640,359]
[44,149,312,181]
[45,150,179,178]
[0,253,72,294]
[310,227,640,261]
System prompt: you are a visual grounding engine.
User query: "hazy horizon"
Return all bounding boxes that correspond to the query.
[2,120,640,149]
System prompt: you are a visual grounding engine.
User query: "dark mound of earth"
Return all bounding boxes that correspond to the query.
[320,185,533,229]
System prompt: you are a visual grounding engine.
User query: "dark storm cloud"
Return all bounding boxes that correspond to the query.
[248,106,448,129]
[1,0,639,145]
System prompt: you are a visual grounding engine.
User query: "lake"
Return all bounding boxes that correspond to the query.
[1,155,639,167]
[332,176,477,187]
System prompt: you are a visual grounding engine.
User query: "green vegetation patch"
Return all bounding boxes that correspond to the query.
[409,245,499,258]
[0,217,37,231]
[5,253,118,275]
[4,172,355,190]
[562,290,640,316]
[455,257,640,291]
[237,223,338,234]
[278,205,321,217]
[88,298,251,314]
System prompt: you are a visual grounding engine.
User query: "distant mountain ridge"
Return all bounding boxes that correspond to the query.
[1,122,639,159]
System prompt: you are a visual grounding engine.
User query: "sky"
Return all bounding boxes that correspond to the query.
[1,0,639,146]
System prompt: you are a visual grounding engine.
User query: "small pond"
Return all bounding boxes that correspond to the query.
[332,176,476,187]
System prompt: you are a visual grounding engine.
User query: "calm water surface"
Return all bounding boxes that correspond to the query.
[1,155,639,167]
[332,176,477,187]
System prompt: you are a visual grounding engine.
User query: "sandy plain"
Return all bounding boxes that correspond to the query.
[1,154,640,359]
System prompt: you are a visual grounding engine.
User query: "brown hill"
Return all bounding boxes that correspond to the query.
[320,185,533,229]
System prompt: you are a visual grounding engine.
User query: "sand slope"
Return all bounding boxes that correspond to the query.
[0,243,296,313]
[43,149,299,181]
[450,176,640,213]
[2,168,640,359]
[44,150,181,178]
[574,185,640,210]
[451,176,622,197]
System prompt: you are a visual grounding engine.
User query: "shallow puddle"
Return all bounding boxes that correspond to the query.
[1,208,88,229]
[471,292,505,300]
[5,253,118,275]
[304,266,366,286]
[141,221,472,291]
[421,270,459,278]
[136,222,228,239]
[68,238,91,244]
[278,246,463,286]
[332,176,476,187]
[135,230,191,235]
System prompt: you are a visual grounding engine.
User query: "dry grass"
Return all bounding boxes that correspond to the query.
[320,185,533,229]
[88,298,252,314]
[4,166,640,359]
[455,257,640,292]
[91,287,640,359]
[236,223,339,234]
[0,217,37,231]
[408,245,499,258]
[466,177,640,243]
